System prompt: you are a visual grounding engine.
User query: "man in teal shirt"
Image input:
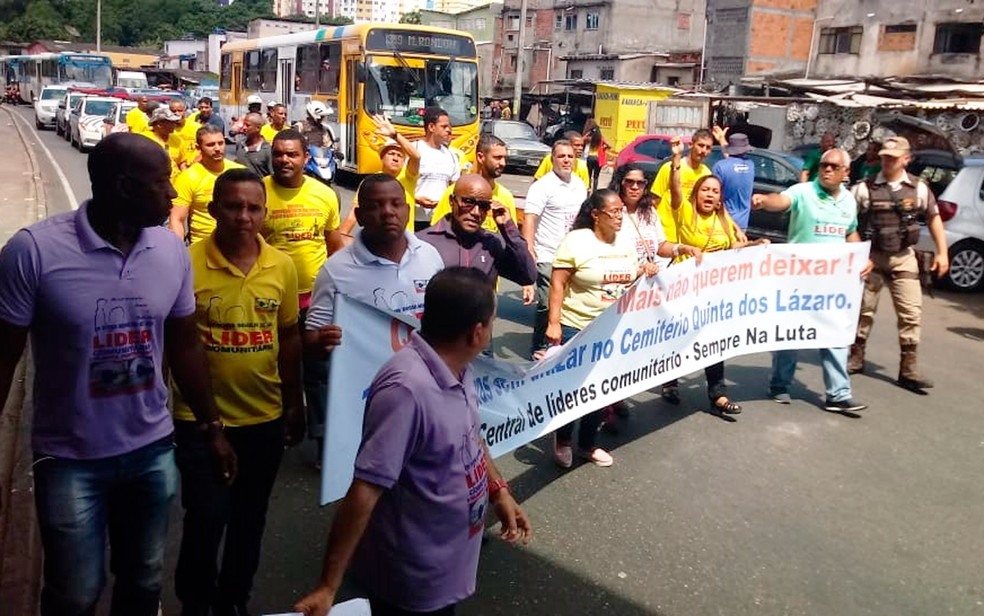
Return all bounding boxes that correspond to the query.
[752,147,870,413]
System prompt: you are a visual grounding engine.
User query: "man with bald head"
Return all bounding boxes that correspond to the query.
[234,111,274,176]
[169,99,202,173]
[126,95,153,134]
[419,173,536,285]
[753,147,871,413]
[0,133,235,616]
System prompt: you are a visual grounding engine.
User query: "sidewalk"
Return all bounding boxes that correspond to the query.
[0,105,42,616]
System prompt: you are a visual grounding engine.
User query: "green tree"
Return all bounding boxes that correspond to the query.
[399,9,420,24]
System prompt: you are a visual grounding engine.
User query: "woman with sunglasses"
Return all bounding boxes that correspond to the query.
[544,189,659,467]
[663,136,768,416]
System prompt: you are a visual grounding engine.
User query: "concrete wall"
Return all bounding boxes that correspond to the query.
[811,0,984,79]
[548,0,704,57]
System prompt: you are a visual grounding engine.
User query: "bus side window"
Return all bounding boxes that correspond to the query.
[295,44,319,93]
[220,54,231,89]
[260,49,278,91]
[245,50,261,91]
[318,43,341,95]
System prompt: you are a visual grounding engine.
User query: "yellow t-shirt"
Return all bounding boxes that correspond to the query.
[260,123,288,144]
[172,159,246,243]
[172,236,299,426]
[428,181,517,232]
[261,176,341,294]
[171,119,202,169]
[139,129,183,179]
[651,159,711,243]
[534,156,591,187]
[552,228,638,330]
[126,107,149,134]
[672,203,739,260]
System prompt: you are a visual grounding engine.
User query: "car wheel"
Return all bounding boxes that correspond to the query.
[944,240,984,292]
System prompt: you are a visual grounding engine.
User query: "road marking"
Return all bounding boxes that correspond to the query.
[8,108,80,210]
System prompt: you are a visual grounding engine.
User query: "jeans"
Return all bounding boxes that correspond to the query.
[552,325,604,451]
[33,435,177,616]
[300,307,329,441]
[586,155,601,192]
[530,262,553,358]
[369,596,457,616]
[174,417,285,610]
[770,347,852,402]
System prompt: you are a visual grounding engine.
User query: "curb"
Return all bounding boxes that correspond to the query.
[2,106,46,221]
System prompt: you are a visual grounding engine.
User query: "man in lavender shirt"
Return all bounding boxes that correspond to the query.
[0,133,235,616]
[295,267,532,616]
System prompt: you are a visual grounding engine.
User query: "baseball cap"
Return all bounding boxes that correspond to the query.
[247,94,263,105]
[379,138,402,153]
[148,106,181,124]
[879,136,911,157]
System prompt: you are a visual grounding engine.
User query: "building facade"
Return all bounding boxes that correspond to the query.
[809,0,984,80]
[247,18,319,38]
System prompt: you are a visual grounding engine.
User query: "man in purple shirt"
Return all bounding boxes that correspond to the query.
[295,267,532,616]
[0,133,235,616]
[418,174,536,285]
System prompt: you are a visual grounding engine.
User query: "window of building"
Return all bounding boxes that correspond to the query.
[933,22,983,54]
[885,24,917,34]
[569,68,583,79]
[527,15,533,27]
[507,15,519,30]
[507,34,514,42]
[474,17,486,30]
[509,54,517,70]
[555,12,563,30]
[879,23,918,51]
[667,75,680,86]
[600,67,614,80]
[565,13,578,31]
[819,26,863,54]
[586,12,599,30]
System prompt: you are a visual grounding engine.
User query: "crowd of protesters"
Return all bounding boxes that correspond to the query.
[0,100,951,616]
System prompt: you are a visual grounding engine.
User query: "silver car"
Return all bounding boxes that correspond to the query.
[480,120,551,174]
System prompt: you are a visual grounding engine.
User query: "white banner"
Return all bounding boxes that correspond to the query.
[321,242,870,503]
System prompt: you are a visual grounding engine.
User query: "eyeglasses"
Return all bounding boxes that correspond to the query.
[622,178,646,187]
[600,208,624,218]
[454,195,492,212]
[819,162,845,170]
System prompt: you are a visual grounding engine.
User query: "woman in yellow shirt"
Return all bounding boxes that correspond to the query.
[662,136,768,416]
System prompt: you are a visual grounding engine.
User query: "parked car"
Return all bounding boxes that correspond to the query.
[615,134,692,172]
[55,90,90,138]
[69,96,120,151]
[34,85,68,129]
[99,99,139,137]
[916,157,984,292]
[480,120,551,173]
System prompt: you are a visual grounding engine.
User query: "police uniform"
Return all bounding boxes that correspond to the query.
[849,137,938,390]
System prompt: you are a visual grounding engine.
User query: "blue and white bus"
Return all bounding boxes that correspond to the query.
[13,52,113,103]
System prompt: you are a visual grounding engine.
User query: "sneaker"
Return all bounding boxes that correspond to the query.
[579,447,614,467]
[769,390,791,404]
[824,398,867,412]
[553,437,573,468]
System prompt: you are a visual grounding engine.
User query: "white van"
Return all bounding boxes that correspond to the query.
[116,70,149,90]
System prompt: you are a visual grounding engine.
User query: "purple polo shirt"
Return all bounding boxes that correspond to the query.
[417,215,537,286]
[352,332,488,612]
[0,202,195,459]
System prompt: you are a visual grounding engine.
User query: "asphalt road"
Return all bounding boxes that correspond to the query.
[6,106,984,616]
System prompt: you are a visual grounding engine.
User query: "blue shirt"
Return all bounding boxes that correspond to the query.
[713,156,755,230]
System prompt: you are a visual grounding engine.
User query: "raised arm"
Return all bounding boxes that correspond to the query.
[668,136,686,210]
[751,192,793,212]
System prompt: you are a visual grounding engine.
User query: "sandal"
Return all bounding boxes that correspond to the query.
[661,385,681,405]
[712,398,742,415]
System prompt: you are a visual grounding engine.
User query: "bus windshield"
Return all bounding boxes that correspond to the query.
[62,59,112,87]
[365,57,477,127]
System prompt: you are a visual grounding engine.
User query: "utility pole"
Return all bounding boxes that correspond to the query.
[315,0,321,26]
[96,0,102,51]
[511,0,528,119]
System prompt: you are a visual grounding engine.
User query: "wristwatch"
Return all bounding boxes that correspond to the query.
[488,478,509,497]
[198,419,224,437]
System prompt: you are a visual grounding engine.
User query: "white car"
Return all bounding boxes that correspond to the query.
[34,86,68,129]
[69,96,121,152]
[917,157,984,291]
[100,99,138,137]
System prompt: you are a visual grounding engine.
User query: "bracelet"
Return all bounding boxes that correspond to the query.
[672,243,681,257]
[198,419,224,437]
[489,478,509,497]
[672,164,681,171]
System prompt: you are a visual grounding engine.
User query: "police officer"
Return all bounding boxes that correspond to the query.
[848,136,949,392]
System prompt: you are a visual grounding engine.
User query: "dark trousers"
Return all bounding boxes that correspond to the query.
[586,155,601,192]
[553,324,604,450]
[530,262,553,358]
[300,307,329,442]
[370,596,457,616]
[665,361,727,401]
[174,417,284,610]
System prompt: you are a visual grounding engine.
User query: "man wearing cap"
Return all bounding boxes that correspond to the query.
[848,136,949,392]
[142,105,183,178]
[234,112,274,177]
[712,133,756,230]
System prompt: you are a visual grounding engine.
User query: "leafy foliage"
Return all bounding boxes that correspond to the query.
[399,10,420,24]
[0,0,277,47]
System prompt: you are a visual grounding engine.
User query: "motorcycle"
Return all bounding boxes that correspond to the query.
[304,144,342,186]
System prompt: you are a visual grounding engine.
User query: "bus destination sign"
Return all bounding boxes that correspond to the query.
[366,29,476,57]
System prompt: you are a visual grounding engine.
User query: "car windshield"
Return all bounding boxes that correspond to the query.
[62,60,112,88]
[365,56,478,127]
[83,100,116,116]
[41,88,65,100]
[493,122,537,141]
